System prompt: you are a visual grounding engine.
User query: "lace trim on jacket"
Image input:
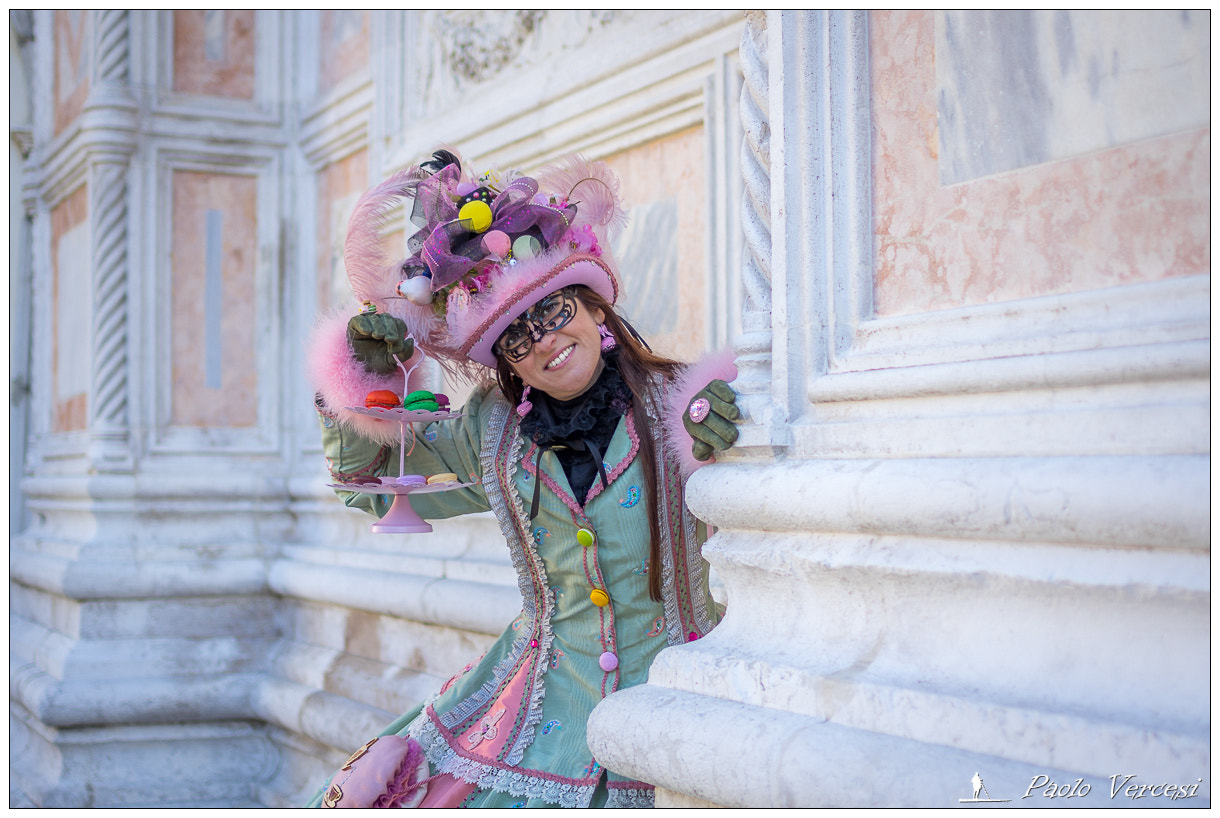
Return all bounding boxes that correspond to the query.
[414,713,598,808]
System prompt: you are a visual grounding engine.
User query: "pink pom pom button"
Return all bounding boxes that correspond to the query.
[482,229,512,258]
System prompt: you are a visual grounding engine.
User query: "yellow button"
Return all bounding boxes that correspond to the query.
[590,589,609,607]
[458,199,493,233]
[576,528,595,547]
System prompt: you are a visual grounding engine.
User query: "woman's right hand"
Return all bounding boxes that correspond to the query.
[347,313,414,374]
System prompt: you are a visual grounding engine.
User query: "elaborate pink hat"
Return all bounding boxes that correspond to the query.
[343,149,627,371]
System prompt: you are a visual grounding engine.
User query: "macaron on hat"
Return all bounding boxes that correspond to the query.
[343,148,627,374]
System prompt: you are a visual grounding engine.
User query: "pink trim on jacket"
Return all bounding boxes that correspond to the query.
[661,348,738,481]
[307,311,425,447]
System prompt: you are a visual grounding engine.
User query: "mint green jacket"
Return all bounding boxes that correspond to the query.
[313,380,720,808]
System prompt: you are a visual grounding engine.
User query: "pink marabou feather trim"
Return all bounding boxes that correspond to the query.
[307,311,424,447]
[662,348,739,482]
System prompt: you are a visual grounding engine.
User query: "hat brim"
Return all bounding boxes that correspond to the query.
[462,254,619,368]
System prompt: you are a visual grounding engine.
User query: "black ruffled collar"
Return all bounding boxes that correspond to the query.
[517,352,632,514]
[518,351,632,447]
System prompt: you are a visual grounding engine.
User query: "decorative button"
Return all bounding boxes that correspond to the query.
[458,199,493,233]
[590,589,609,607]
[576,528,595,547]
[687,632,699,642]
[529,639,539,648]
[598,652,619,672]
[512,234,542,260]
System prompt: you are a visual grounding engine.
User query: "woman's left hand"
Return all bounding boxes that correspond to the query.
[683,379,740,461]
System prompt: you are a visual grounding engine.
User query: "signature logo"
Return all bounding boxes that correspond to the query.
[959,772,1010,804]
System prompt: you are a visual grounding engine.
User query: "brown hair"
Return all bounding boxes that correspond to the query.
[495,286,680,601]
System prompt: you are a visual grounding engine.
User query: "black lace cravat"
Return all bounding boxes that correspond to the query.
[519,352,632,513]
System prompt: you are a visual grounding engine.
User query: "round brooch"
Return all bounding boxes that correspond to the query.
[688,397,711,424]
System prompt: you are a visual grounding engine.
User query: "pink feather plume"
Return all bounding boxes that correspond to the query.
[535,155,628,242]
[342,168,418,307]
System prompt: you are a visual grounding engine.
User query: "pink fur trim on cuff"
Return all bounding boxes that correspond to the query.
[307,311,422,447]
[662,348,738,481]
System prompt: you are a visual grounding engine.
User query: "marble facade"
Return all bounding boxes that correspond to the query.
[9,8,1208,808]
[10,10,744,807]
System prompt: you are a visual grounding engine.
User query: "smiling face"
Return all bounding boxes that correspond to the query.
[498,288,606,401]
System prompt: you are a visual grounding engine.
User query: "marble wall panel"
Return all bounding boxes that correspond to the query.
[319,11,369,94]
[315,149,372,314]
[51,185,90,432]
[169,171,259,428]
[173,10,255,100]
[53,10,90,137]
[871,10,1209,317]
[605,127,707,362]
[937,10,1209,184]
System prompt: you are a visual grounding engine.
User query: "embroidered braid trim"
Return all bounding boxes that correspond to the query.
[642,376,717,644]
[436,638,527,732]
[481,398,557,766]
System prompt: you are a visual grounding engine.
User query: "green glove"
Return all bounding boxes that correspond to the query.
[347,313,414,374]
[683,379,740,462]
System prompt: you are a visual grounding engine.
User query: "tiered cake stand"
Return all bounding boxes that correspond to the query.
[327,355,473,533]
[329,405,474,533]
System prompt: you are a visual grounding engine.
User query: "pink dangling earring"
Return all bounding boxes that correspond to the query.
[598,324,616,351]
[517,385,533,418]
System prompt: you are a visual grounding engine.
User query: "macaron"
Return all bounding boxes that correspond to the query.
[402,389,440,412]
[342,474,380,485]
[394,474,427,487]
[427,472,458,485]
[365,389,400,409]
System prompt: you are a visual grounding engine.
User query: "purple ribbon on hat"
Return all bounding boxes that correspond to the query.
[412,173,578,289]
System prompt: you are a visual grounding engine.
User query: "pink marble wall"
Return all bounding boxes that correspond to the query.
[319,11,370,94]
[53,10,90,137]
[170,171,259,427]
[871,10,1210,317]
[605,126,707,362]
[51,185,89,432]
[173,10,256,100]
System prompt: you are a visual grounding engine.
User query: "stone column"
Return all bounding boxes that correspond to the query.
[588,10,1210,807]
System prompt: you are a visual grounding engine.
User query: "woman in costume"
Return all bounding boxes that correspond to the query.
[306,150,739,808]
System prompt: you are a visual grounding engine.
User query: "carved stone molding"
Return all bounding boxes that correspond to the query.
[435,10,546,84]
[12,128,35,159]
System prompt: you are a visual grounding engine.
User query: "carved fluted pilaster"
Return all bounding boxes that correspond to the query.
[88,160,130,462]
[93,10,130,85]
[732,15,776,427]
[79,10,135,467]
[738,14,771,318]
